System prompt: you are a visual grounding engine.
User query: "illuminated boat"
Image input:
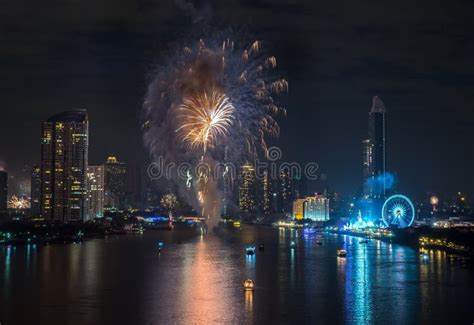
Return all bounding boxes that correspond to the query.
[233,221,241,228]
[336,249,347,257]
[258,244,265,251]
[243,279,254,291]
[246,246,256,255]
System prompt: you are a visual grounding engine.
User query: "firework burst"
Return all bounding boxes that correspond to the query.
[8,195,30,209]
[176,89,234,154]
[143,36,287,160]
[142,35,288,219]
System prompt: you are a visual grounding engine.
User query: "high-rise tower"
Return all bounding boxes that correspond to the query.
[363,96,386,199]
[30,165,41,216]
[104,156,127,211]
[239,163,256,213]
[40,110,89,222]
[87,165,105,220]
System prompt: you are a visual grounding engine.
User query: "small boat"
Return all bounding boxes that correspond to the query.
[243,279,254,291]
[337,249,347,257]
[316,241,323,246]
[233,221,241,228]
[258,244,265,251]
[246,246,256,255]
[420,253,429,260]
[359,239,369,244]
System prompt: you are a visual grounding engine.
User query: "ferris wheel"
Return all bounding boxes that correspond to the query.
[381,194,415,228]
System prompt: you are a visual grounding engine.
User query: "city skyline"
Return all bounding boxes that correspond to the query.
[1,2,474,324]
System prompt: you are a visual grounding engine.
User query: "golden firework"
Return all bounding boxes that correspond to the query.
[176,89,235,154]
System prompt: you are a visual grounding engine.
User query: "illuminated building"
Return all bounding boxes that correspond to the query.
[304,195,330,221]
[292,199,306,220]
[87,165,105,220]
[30,165,41,216]
[293,195,330,221]
[222,147,233,218]
[239,163,256,213]
[0,170,7,211]
[261,169,271,214]
[40,110,89,222]
[363,96,386,199]
[279,167,293,213]
[104,156,127,210]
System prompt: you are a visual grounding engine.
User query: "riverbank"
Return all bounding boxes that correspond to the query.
[328,227,474,258]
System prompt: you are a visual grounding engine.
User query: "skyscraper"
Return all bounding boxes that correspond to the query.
[40,110,89,222]
[363,96,386,198]
[261,169,271,214]
[279,167,293,214]
[104,156,127,211]
[0,170,7,211]
[87,165,105,220]
[239,163,256,213]
[30,165,41,216]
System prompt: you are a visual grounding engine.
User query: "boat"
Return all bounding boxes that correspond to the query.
[359,239,369,244]
[337,249,347,257]
[233,221,241,228]
[246,246,256,255]
[243,279,254,291]
[258,244,265,251]
[316,241,323,246]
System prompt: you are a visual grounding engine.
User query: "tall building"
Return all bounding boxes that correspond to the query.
[363,96,386,198]
[126,164,145,210]
[304,195,330,221]
[87,165,105,220]
[279,167,293,214]
[0,170,7,211]
[40,110,89,222]
[239,163,256,213]
[292,198,306,220]
[261,169,271,214]
[104,156,127,211]
[30,165,41,216]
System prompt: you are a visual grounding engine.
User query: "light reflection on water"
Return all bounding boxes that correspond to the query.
[0,226,473,324]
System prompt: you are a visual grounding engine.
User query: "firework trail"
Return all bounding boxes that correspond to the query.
[142,35,287,222]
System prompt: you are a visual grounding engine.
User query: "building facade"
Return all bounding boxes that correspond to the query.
[30,165,41,216]
[87,165,105,220]
[293,195,330,222]
[239,163,256,213]
[304,195,330,221]
[0,170,7,211]
[363,96,386,199]
[292,198,306,220]
[104,156,127,211]
[279,167,293,214]
[40,110,89,222]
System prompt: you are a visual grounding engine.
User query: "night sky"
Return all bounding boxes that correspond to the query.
[0,0,473,200]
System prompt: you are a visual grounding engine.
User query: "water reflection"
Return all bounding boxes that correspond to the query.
[0,228,473,324]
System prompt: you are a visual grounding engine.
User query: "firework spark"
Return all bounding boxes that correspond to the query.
[8,195,30,209]
[176,89,234,154]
